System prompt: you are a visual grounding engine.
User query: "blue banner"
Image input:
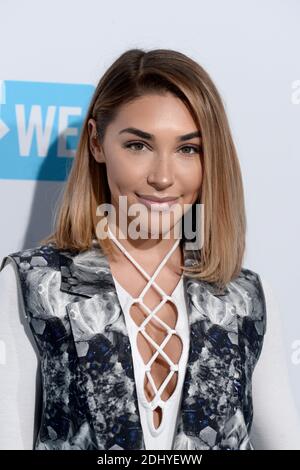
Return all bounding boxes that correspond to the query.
[0,80,94,181]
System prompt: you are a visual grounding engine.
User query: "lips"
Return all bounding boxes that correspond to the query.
[136,193,179,202]
[136,194,179,211]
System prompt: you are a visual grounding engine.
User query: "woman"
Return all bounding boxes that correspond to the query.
[0,48,300,450]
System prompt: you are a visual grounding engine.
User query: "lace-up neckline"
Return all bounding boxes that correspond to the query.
[107,226,189,438]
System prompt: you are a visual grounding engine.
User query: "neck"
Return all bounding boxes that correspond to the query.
[106,218,184,273]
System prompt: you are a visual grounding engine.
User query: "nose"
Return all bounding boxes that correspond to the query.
[147,154,174,190]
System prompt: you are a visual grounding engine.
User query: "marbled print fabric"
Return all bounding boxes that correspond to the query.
[0,239,266,450]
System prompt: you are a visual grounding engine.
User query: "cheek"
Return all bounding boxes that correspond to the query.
[181,161,203,193]
[105,157,141,194]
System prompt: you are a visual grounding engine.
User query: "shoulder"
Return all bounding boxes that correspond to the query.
[230,266,267,334]
[238,266,265,291]
[0,242,62,274]
[0,243,72,303]
[0,243,79,319]
[236,267,267,309]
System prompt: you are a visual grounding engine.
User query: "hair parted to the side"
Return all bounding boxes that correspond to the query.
[40,48,246,289]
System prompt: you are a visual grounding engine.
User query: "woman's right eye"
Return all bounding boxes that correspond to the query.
[123,142,147,152]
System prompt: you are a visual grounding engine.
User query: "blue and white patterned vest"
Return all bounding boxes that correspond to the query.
[0,239,266,450]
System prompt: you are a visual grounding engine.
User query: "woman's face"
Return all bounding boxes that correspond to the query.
[88,92,203,240]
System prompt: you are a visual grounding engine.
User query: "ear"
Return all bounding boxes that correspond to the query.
[88,118,106,163]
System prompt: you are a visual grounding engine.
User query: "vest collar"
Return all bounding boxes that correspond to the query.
[58,237,229,299]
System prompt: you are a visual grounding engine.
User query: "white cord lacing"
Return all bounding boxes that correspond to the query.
[107,226,183,422]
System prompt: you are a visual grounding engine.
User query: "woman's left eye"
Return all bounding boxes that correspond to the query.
[179,145,200,155]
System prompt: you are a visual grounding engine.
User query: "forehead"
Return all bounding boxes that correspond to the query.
[111,93,198,134]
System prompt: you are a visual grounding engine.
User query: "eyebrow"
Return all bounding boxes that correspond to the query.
[119,127,201,142]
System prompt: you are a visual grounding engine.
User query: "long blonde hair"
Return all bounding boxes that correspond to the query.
[40,48,246,289]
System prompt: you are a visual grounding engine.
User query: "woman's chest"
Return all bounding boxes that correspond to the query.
[110,261,186,430]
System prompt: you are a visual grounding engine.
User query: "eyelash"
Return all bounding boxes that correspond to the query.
[123,141,201,156]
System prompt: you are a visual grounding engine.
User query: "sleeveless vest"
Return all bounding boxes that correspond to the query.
[0,240,267,450]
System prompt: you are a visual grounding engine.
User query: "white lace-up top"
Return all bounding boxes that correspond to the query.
[108,227,190,450]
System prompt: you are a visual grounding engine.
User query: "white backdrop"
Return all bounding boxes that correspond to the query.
[0,0,299,424]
